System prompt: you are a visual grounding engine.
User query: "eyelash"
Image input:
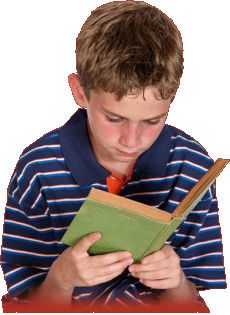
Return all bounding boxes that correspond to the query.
[105,116,160,125]
[145,119,160,126]
[106,116,122,123]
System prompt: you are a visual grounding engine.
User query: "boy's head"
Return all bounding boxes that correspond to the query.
[76,1,183,101]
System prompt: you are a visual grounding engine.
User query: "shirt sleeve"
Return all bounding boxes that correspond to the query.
[169,182,226,290]
[1,156,60,298]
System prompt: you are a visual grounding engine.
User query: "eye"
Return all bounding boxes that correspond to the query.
[145,119,160,126]
[105,115,122,123]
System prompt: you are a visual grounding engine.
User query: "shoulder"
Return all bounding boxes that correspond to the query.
[167,125,207,152]
[19,130,60,162]
[166,125,213,167]
[17,110,86,168]
[14,128,64,180]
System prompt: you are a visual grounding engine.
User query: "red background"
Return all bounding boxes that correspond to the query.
[0,0,230,313]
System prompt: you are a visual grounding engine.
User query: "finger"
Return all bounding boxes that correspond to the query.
[89,250,133,268]
[107,256,134,273]
[73,232,102,254]
[96,256,134,277]
[79,257,133,286]
[129,258,169,273]
[131,267,171,281]
[86,266,134,286]
[141,245,173,265]
[140,278,173,290]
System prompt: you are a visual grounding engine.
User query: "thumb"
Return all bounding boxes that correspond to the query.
[73,232,101,254]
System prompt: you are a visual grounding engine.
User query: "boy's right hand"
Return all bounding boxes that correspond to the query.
[48,232,134,291]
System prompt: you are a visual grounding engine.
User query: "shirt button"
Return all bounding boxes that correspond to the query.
[110,176,117,180]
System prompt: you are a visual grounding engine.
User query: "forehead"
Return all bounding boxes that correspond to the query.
[88,88,170,120]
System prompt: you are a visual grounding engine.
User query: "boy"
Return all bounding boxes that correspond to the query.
[1,1,226,312]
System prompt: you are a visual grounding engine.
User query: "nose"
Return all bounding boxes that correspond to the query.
[120,123,141,149]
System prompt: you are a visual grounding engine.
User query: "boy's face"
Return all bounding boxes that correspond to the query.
[84,87,170,174]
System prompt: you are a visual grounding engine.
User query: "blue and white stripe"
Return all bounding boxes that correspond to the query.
[1,109,226,309]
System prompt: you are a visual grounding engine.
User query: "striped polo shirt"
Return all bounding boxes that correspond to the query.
[1,109,226,310]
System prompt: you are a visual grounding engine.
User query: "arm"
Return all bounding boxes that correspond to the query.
[128,245,197,305]
[28,232,134,309]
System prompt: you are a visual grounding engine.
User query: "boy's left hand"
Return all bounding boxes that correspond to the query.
[128,245,183,290]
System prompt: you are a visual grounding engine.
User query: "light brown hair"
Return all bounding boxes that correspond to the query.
[76,1,183,101]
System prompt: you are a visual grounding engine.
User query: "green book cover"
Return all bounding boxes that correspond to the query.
[61,159,229,263]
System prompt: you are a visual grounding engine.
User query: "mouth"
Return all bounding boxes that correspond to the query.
[117,150,138,157]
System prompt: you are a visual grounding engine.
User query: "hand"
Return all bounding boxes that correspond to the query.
[49,232,134,291]
[128,245,183,290]
[128,245,197,306]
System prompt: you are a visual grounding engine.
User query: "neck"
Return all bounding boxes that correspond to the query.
[100,159,134,180]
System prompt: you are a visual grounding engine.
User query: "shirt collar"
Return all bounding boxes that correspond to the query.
[58,109,171,187]
[58,109,111,187]
[134,125,171,178]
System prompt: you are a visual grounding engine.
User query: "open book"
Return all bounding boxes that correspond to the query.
[61,158,229,262]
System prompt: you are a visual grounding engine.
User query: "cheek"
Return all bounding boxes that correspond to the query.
[143,124,165,144]
[99,122,119,138]
[89,114,116,137]
[103,125,117,137]
[93,122,119,145]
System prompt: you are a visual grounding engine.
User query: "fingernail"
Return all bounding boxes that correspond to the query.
[128,258,134,264]
[142,259,149,265]
[124,252,132,258]
[93,232,101,240]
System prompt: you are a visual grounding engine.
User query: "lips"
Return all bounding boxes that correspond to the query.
[117,150,138,157]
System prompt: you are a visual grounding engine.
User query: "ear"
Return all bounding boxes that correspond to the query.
[68,73,88,108]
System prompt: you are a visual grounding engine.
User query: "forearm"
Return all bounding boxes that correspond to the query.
[26,233,133,310]
[159,271,197,304]
[28,268,74,309]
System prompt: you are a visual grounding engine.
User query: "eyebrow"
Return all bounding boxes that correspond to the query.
[102,108,168,121]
